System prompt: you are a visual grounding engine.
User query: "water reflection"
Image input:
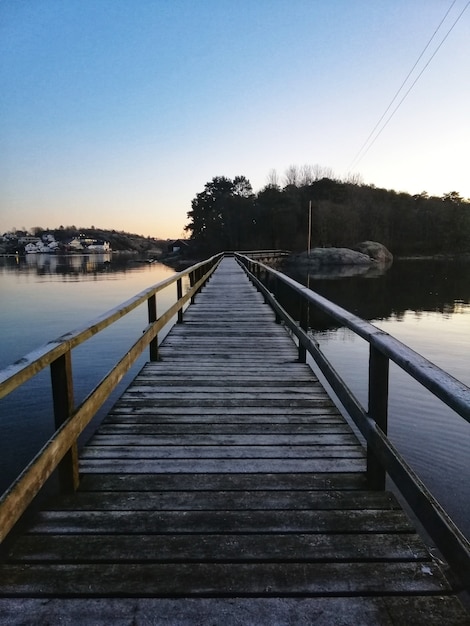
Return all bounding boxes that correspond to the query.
[283,258,470,328]
[0,256,178,496]
[0,253,147,278]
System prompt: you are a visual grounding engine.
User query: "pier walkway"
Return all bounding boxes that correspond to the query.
[0,257,468,624]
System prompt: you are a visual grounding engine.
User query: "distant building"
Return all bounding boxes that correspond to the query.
[25,241,58,253]
[18,236,41,244]
[78,235,96,245]
[86,240,111,252]
[68,238,84,251]
[168,239,190,254]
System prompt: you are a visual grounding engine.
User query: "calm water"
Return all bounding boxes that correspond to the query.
[0,254,469,540]
[0,254,180,494]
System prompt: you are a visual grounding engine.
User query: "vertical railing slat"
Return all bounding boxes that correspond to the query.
[298,296,308,363]
[367,345,389,490]
[190,270,196,304]
[148,294,158,361]
[177,278,183,323]
[50,351,79,492]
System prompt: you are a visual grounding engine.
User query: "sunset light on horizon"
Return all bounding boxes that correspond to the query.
[1,0,469,239]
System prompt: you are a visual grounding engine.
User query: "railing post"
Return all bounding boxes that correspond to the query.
[193,267,199,299]
[148,294,159,361]
[190,270,196,304]
[273,276,281,324]
[298,296,308,363]
[50,351,79,492]
[177,278,183,323]
[260,267,269,303]
[367,345,389,490]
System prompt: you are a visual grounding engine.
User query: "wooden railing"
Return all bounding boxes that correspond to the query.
[0,253,223,544]
[238,249,291,261]
[235,253,470,588]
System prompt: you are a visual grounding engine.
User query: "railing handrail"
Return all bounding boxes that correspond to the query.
[238,249,291,258]
[0,252,223,543]
[235,252,470,588]
[0,254,222,400]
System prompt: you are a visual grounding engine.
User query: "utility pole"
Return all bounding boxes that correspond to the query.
[307,200,312,257]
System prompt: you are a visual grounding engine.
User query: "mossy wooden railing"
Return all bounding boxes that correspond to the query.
[235,252,470,589]
[0,253,223,544]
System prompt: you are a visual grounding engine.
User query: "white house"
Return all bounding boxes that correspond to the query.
[68,238,84,251]
[86,240,111,252]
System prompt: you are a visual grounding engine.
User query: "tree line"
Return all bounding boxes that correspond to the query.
[185,169,470,256]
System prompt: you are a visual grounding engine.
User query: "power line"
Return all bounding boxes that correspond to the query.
[348,0,458,171]
[358,1,470,165]
[348,0,469,172]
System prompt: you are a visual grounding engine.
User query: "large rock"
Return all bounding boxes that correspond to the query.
[285,247,373,268]
[354,241,393,263]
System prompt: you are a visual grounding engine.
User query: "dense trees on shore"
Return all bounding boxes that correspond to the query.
[185,170,470,256]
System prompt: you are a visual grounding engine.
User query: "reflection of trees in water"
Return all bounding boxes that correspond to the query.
[281,259,470,330]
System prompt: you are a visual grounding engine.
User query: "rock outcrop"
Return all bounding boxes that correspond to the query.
[285,247,373,269]
[354,241,393,263]
[282,242,393,278]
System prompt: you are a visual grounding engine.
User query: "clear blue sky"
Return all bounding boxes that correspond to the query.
[1,0,469,239]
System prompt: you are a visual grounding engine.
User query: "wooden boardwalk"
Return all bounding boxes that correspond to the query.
[0,257,468,624]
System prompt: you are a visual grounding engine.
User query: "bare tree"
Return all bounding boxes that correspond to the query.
[283,164,300,187]
[344,171,364,185]
[312,164,336,181]
[299,164,315,186]
[266,168,280,189]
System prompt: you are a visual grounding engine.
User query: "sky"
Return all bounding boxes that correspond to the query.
[1,0,469,239]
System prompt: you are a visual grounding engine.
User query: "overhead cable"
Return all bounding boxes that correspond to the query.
[348,0,469,172]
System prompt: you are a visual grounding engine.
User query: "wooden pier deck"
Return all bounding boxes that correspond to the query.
[0,257,468,624]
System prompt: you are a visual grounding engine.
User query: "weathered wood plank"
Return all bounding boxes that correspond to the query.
[131,379,319,387]
[136,363,315,372]
[132,378,320,387]
[85,433,359,445]
[106,406,343,417]
[7,532,428,563]
[122,388,332,398]
[78,472,368,491]
[0,562,450,596]
[25,509,414,534]
[79,458,367,473]
[159,352,285,359]
[43,490,400,512]
[80,445,364,460]
[88,423,355,435]
[113,398,337,408]
[0,596,468,626]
